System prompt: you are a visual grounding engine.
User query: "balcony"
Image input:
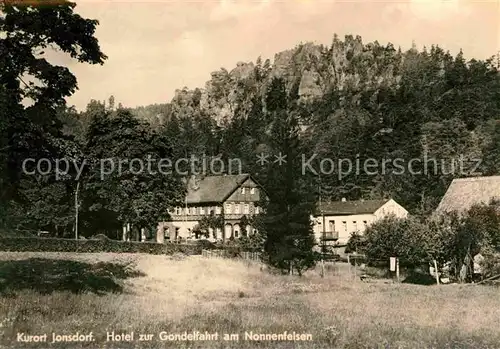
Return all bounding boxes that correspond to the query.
[319,231,339,241]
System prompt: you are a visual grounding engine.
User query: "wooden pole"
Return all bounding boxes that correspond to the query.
[433,259,440,285]
[74,181,80,240]
[396,258,400,283]
[321,212,326,278]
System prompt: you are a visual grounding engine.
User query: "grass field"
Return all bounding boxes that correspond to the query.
[1,252,500,349]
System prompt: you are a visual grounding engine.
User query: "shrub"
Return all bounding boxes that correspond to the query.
[480,246,500,279]
[0,237,201,255]
[360,215,429,268]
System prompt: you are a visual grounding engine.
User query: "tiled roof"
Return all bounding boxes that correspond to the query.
[316,199,390,215]
[436,176,500,214]
[185,174,252,204]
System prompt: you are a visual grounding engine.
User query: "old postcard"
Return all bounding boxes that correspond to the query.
[1,0,500,348]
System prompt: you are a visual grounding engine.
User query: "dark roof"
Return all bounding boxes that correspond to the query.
[436,176,500,214]
[316,199,390,215]
[185,174,253,204]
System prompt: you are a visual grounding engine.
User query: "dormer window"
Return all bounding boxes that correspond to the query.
[241,187,246,194]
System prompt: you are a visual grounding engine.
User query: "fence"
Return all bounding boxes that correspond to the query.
[201,249,262,262]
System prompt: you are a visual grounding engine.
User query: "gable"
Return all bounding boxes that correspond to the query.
[374,199,409,218]
[225,178,263,202]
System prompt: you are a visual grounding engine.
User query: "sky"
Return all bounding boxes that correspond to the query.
[50,0,500,111]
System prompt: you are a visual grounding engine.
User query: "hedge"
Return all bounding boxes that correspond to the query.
[0,238,202,255]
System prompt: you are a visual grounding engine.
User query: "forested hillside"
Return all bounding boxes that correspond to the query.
[3,20,500,236]
[121,34,500,215]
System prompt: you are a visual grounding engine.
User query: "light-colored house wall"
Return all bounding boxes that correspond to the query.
[225,178,262,203]
[313,213,376,245]
[157,177,264,242]
[312,199,409,245]
[373,199,408,220]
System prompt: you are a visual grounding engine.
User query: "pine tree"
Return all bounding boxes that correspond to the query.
[483,121,500,175]
[256,78,318,275]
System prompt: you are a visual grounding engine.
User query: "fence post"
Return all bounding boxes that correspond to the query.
[396,258,400,283]
[433,259,440,285]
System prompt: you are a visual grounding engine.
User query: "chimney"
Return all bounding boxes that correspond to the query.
[341,198,347,202]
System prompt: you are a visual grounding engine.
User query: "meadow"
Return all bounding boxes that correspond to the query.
[1,252,500,349]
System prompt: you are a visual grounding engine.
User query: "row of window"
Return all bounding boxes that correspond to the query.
[240,187,257,195]
[328,220,369,232]
[224,202,260,215]
[172,203,261,216]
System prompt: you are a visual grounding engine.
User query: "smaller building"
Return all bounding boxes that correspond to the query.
[435,175,500,215]
[312,198,409,255]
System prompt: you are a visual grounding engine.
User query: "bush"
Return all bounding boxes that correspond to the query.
[361,215,429,268]
[480,247,500,278]
[0,237,201,255]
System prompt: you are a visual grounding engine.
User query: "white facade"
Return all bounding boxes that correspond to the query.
[312,199,409,245]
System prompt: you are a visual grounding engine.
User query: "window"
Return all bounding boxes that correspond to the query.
[342,221,347,232]
[234,204,240,214]
[216,206,222,214]
[363,220,368,228]
[175,207,181,215]
[244,204,250,214]
[225,203,232,214]
[250,188,255,194]
[353,221,358,231]
[329,221,335,232]
[255,206,260,214]
[234,229,239,238]
[241,187,246,194]
[200,206,205,215]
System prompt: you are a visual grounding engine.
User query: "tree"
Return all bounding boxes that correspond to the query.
[483,120,500,175]
[83,109,185,237]
[199,214,224,240]
[256,77,318,276]
[360,215,429,268]
[345,231,366,254]
[0,0,106,232]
